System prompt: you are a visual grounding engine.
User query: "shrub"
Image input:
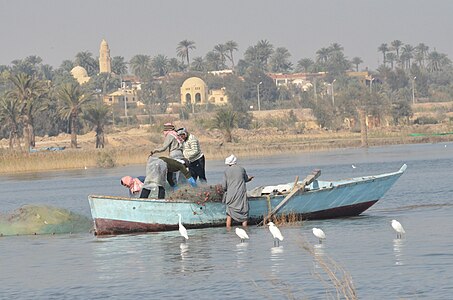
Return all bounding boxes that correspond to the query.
[413,116,438,125]
[96,151,116,168]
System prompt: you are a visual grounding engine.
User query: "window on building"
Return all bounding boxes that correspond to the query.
[220,97,224,101]
[186,93,191,103]
[195,93,201,103]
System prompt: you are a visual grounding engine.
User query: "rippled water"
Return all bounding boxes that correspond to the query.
[1,143,453,299]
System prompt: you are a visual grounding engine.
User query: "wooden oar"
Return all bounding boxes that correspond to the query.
[258,169,321,226]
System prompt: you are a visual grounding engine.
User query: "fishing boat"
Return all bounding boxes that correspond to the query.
[88,164,407,235]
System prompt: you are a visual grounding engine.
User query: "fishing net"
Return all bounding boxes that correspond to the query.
[0,204,93,236]
[166,184,224,203]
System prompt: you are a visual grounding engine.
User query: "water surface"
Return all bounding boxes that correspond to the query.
[1,143,453,299]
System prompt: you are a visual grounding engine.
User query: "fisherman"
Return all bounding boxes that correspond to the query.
[140,155,197,199]
[222,154,254,228]
[150,123,184,160]
[177,127,207,183]
[120,176,144,197]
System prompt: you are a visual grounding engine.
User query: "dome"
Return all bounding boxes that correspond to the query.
[70,66,88,78]
[182,77,207,88]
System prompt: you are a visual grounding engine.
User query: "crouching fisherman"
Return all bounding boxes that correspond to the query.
[121,176,144,197]
[140,156,197,199]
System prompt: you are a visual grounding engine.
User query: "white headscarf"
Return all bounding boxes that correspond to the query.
[225,154,237,165]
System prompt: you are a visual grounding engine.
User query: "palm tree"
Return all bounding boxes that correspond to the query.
[427,51,451,72]
[0,94,22,149]
[224,40,238,69]
[256,40,274,66]
[60,60,74,72]
[316,47,330,63]
[401,44,415,69]
[74,51,98,76]
[385,53,397,69]
[213,108,237,143]
[151,54,169,76]
[111,56,128,75]
[168,57,184,72]
[377,43,389,65]
[415,43,429,68]
[191,56,205,72]
[7,73,48,150]
[296,58,314,72]
[391,40,403,57]
[57,82,94,148]
[129,54,151,80]
[269,47,292,73]
[205,51,223,71]
[176,39,196,66]
[329,43,344,53]
[83,103,110,148]
[351,57,363,72]
[213,44,228,68]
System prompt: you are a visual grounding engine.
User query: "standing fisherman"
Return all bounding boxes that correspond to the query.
[177,128,207,183]
[222,154,254,228]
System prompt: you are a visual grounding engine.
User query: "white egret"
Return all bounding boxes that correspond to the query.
[235,227,249,242]
[177,213,188,241]
[352,165,356,169]
[312,228,326,243]
[391,219,405,239]
[267,222,284,246]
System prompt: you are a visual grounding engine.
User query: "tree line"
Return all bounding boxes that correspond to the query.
[0,39,452,151]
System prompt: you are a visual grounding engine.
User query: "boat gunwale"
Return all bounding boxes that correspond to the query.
[88,164,407,204]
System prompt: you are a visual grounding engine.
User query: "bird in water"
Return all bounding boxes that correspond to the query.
[235,227,249,242]
[391,219,405,239]
[351,165,356,169]
[177,213,188,241]
[267,222,284,246]
[312,227,326,244]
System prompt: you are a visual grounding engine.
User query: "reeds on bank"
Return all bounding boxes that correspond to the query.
[1,126,453,174]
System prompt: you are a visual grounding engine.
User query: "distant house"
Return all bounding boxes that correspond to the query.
[180,76,228,106]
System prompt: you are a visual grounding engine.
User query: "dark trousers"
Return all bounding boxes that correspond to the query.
[189,155,206,182]
[139,186,165,199]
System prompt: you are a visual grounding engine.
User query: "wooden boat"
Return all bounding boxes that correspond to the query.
[88,164,407,235]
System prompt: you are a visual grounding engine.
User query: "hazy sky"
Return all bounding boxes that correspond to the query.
[1,0,452,71]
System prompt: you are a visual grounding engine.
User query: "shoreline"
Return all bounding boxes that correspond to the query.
[1,127,453,175]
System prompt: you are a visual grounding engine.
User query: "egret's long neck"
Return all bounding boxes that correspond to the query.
[178,214,182,224]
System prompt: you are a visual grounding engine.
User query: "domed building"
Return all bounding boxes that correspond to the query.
[180,77,208,105]
[70,66,90,84]
[180,76,228,106]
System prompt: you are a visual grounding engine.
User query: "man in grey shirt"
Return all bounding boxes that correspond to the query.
[222,154,254,227]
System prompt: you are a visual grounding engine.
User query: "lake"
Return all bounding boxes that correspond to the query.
[1,143,453,299]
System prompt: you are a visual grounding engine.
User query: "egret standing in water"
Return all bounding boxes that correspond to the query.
[235,227,249,242]
[312,228,326,244]
[391,219,405,239]
[267,222,284,246]
[178,213,189,241]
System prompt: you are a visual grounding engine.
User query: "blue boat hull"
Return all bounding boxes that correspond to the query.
[88,165,406,235]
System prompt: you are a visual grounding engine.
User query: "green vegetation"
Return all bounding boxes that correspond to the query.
[0,38,452,158]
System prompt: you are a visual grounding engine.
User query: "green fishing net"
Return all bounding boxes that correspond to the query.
[0,204,93,236]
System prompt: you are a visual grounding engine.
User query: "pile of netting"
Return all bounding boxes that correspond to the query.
[0,204,93,236]
[166,184,224,203]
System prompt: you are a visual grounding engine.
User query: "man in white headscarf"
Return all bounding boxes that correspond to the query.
[222,154,254,227]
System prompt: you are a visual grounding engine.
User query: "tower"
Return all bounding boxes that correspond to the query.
[99,39,112,74]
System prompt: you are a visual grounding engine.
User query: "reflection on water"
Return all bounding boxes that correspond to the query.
[313,243,326,258]
[235,241,248,268]
[270,246,284,275]
[179,242,189,273]
[393,238,405,266]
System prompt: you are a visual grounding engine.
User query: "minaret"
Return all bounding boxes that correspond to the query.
[99,39,112,74]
